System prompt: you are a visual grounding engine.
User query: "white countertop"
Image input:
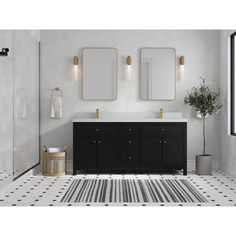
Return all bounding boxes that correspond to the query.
[73,118,187,123]
[72,112,187,123]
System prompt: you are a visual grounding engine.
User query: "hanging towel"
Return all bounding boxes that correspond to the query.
[50,89,62,119]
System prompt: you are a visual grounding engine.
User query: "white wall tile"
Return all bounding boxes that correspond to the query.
[0,30,13,183]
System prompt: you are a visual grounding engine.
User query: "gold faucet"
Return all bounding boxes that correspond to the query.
[160,108,163,119]
[96,108,100,119]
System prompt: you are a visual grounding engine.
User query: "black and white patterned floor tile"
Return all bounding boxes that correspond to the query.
[0,171,13,190]
[0,170,236,206]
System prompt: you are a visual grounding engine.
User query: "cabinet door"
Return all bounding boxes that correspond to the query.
[77,138,97,169]
[97,137,117,169]
[163,137,183,167]
[141,137,162,168]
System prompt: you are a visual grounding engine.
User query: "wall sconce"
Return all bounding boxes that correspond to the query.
[73,56,79,81]
[178,55,185,80]
[73,56,79,66]
[126,55,132,80]
[179,56,184,66]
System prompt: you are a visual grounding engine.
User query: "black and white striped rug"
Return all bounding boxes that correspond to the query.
[61,179,207,204]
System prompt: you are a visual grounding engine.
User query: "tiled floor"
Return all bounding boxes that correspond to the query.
[0,170,236,206]
[0,170,12,181]
[0,171,13,190]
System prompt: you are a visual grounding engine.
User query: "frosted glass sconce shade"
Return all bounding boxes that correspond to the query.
[179,55,185,80]
[126,55,132,80]
[73,56,79,81]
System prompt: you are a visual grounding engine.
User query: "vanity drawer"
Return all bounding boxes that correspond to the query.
[121,137,138,148]
[142,125,183,137]
[157,126,183,135]
[76,125,116,137]
[120,126,138,136]
[121,150,138,166]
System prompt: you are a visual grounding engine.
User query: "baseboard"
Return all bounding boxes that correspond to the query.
[187,159,219,172]
[66,159,220,174]
[220,162,236,178]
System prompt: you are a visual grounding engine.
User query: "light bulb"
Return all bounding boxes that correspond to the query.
[126,55,132,80]
[179,64,185,80]
[73,65,79,81]
[127,65,131,80]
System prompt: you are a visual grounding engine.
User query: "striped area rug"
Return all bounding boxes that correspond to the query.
[61,179,207,204]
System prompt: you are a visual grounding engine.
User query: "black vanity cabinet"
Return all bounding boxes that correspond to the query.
[73,122,187,175]
[120,126,139,169]
[73,124,118,171]
[141,126,163,168]
[96,135,117,169]
[162,137,184,168]
[141,124,186,173]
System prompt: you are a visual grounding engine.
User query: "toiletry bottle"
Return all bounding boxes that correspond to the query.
[96,108,100,119]
[160,108,163,119]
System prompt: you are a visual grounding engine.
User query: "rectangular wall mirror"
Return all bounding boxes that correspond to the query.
[140,48,176,100]
[83,48,118,100]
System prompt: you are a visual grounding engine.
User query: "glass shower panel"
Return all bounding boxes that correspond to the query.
[0,30,14,188]
[13,31,39,178]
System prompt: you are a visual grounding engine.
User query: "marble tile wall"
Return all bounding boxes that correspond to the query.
[0,30,40,188]
[40,30,221,171]
[0,30,14,188]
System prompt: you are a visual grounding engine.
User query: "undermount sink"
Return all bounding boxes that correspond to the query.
[73,111,187,122]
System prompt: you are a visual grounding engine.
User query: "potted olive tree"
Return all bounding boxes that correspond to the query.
[184,77,224,175]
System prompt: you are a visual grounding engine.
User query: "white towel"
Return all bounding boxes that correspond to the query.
[50,93,62,118]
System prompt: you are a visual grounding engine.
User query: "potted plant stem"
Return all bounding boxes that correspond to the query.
[184,77,224,175]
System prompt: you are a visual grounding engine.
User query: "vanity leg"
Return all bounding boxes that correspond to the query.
[183,168,187,176]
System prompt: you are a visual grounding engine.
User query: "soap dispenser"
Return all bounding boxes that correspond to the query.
[160,108,163,119]
[96,108,100,119]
